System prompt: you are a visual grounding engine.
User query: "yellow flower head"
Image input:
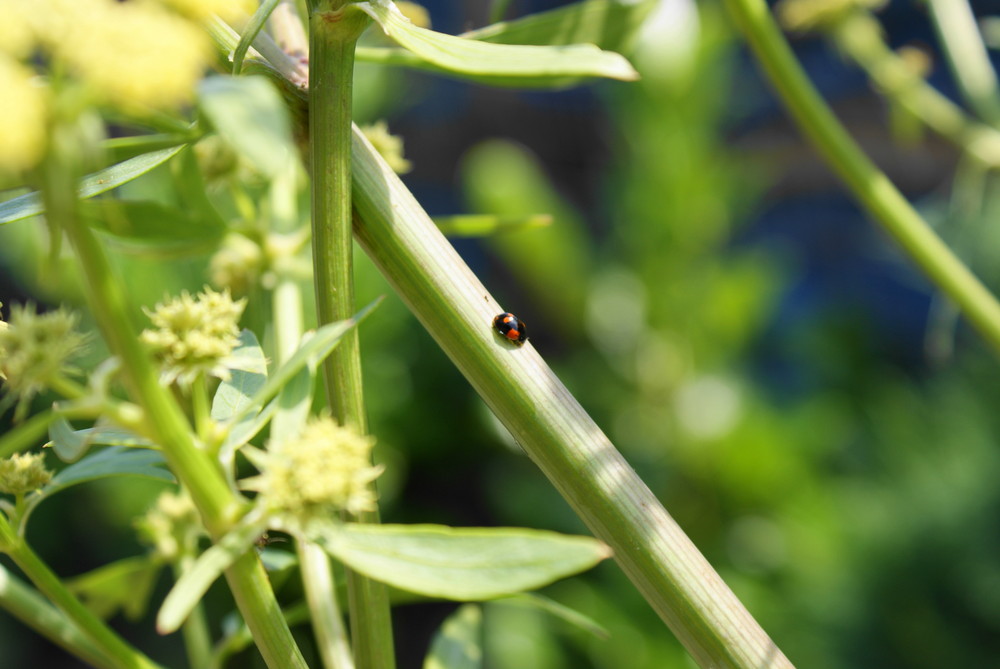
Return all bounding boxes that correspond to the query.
[245,418,384,517]
[0,453,53,495]
[156,0,257,23]
[52,0,211,112]
[0,55,48,175]
[360,121,412,174]
[141,287,246,385]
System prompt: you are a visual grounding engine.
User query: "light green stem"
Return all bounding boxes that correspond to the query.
[349,128,793,668]
[724,0,1000,355]
[42,126,307,669]
[309,3,395,668]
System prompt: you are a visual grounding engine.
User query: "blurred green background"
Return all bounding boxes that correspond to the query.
[3,0,1000,667]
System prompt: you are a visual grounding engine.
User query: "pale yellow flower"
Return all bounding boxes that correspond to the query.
[244,418,384,517]
[141,287,246,385]
[57,1,211,112]
[360,121,412,174]
[136,490,204,562]
[0,56,47,174]
[156,0,256,23]
[0,0,36,59]
[0,453,53,495]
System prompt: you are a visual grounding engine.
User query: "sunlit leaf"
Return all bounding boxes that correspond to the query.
[212,329,268,423]
[424,603,482,669]
[157,511,270,634]
[307,521,612,601]
[0,146,186,225]
[353,0,638,87]
[198,75,295,179]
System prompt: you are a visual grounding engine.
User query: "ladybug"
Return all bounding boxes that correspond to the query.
[492,312,528,346]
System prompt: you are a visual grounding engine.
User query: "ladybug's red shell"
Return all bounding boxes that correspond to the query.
[492,312,528,346]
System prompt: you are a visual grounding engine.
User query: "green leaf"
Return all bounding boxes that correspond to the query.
[354,0,638,87]
[80,199,225,255]
[0,145,187,225]
[198,75,295,179]
[226,298,383,428]
[22,448,173,529]
[47,419,155,463]
[157,511,270,633]
[464,0,658,53]
[44,448,173,495]
[432,214,552,237]
[212,329,268,424]
[492,593,609,639]
[309,522,612,601]
[423,603,482,669]
[67,556,161,621]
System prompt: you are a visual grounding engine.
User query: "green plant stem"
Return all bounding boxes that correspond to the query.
[309,4,395,669]
[724,0,1000,355]
[925,0,1000,127]
[41,130,308,669]
[272,277,354,669]
[0,411,56,459]
[349,128,792,669]
[829,11,1000,165]
[0,563,116,669]
[0,517,161,669]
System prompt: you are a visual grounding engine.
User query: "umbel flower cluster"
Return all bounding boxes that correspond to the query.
[244,417,384,518]
[0,303,87,419]
[0,0,254,174]
[141,287,247,386]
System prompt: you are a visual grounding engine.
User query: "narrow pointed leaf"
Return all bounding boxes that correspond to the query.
[232,0,283,75]
[0,145,187,225]
[157,512,270,633]
[355,0,638,85]
[424,603,482,669]
[47,421,155,463]
[227,298,382,427]
[493,593,609,639]
[464,0,658,53]
[432,214,552,237]
[310,522,611,601]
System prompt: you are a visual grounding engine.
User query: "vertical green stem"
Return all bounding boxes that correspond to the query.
[309,4,395,668]
[41,129,307,668]
[723,0,1000,354]
[174,559,213,669]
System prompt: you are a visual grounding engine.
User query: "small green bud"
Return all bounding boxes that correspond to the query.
[135,490,203,562]
[208,233,264,296]
[140,287,246,386]
[244,417,384,518]
[0,453,53,495]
